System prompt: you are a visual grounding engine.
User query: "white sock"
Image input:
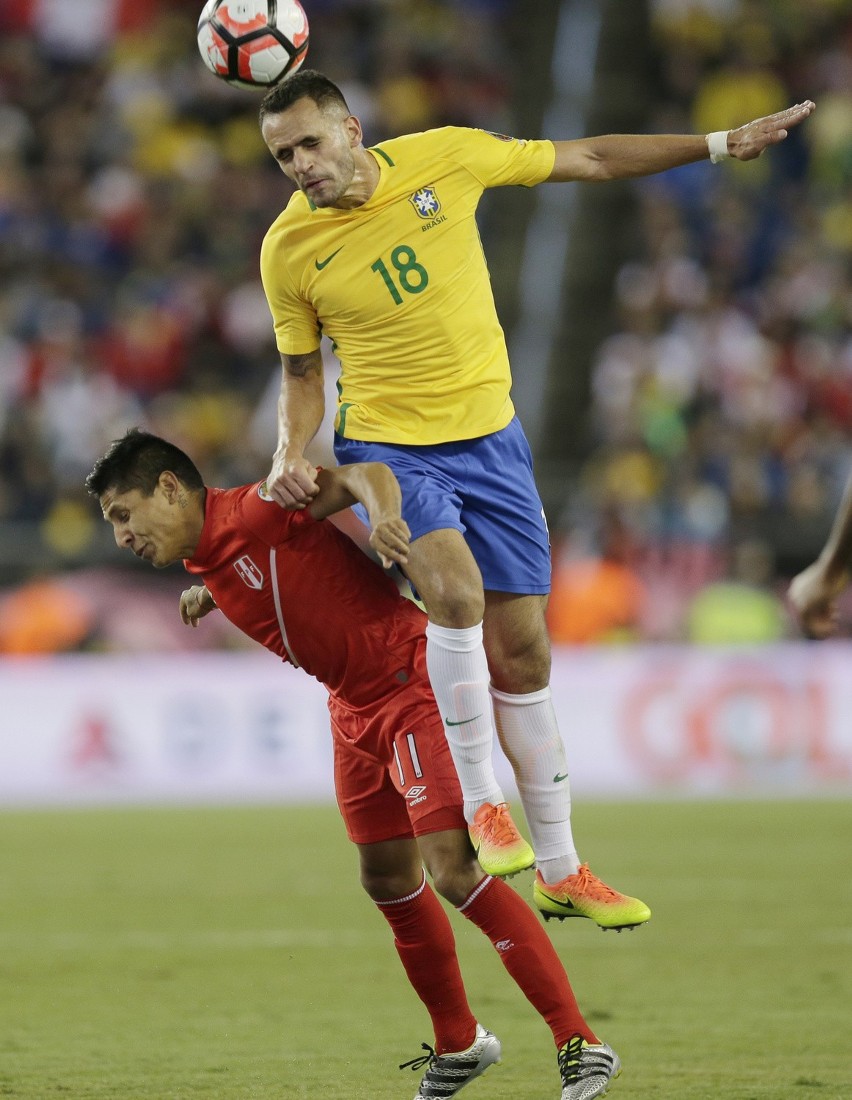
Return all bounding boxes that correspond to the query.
[425,621,504,823]
[490,685,580,882]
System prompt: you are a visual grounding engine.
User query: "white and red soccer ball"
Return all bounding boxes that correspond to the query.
[197,0,309,90]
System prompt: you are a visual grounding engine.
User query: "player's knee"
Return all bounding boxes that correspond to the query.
[429,859,482,907]
[360,866,422,903]
[488,635,550,693]
[423,582,484,628]
[408,533,484,625]
[483,597,552,691]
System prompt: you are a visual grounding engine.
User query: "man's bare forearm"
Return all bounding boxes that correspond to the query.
[336,463,410,568]
[550,133,708,182]
[548,101,815,183]
[336,462,402,527]
[816,472,852,574]
[275,350,325,459]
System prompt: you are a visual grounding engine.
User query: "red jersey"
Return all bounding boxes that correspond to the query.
[184,484,427,709]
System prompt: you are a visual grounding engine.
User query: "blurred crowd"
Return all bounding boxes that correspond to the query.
[0,0,850,652]
[548,0,852,645]
[0,0,513,652]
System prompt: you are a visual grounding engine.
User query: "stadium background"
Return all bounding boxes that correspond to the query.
[0,6,850,1099]
[0,0,852,803]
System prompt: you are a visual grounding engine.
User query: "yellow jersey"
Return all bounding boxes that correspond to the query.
[260,126,555,445]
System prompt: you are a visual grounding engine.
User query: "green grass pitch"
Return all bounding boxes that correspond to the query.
[0,799,850,1099]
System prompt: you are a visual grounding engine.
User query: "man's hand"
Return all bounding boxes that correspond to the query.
[266,451,320,510]
[788,560,848,639]
[180,585,218,627]
[726,101,815,161]
[370,517,411,570]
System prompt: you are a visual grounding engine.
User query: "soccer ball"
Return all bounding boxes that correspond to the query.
[197,0,309,90]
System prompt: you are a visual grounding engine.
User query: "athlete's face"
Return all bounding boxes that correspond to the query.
[100,474,201,568]
[261,97,362,208]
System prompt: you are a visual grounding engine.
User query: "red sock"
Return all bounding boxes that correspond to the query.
[459,875,598,1048]
[376,873,477,1055]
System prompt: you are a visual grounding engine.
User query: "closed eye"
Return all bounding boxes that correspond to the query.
[278,137,320,161]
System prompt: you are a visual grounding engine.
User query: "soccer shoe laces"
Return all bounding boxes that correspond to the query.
[476,803,518,845]
[557,1036,584,1083]
[399,1042,436,1073]
[558,1035,621,1094]
[570,863,622,900]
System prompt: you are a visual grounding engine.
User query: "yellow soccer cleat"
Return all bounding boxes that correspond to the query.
[534,865,651,931]
[468,802,535,878]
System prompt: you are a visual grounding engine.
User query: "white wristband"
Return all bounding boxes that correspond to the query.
[707,130,731,163]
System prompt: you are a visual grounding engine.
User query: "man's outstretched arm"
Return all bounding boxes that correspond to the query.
[789,471,852,638]
[547,101,815,182]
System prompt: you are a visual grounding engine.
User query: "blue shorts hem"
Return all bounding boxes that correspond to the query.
[406,518,466,544]
[483,582,551,595]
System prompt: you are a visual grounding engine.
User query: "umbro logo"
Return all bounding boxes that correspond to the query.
[406,784,428,807]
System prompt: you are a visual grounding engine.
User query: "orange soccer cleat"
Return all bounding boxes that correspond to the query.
[468,802,535,878]
[534,864,651,931]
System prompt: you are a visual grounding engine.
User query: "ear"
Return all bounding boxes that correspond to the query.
[158,470,182,502]
[345,114,363,148]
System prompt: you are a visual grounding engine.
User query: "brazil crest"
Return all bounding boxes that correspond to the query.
[409,186,441,219]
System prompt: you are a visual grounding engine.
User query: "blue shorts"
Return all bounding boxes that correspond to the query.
[333,417,551,594]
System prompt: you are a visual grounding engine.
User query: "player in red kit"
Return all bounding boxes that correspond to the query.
[87,428,623,1100]
[86,429,624,1100]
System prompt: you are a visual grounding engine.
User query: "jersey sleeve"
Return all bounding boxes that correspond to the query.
[260,220,322,355]
[237,482,316,546]
[444,126,555,189]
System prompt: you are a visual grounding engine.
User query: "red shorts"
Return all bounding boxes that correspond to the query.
[327,660,465,845]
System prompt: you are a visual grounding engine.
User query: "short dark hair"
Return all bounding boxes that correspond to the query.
[259,68,349,124]
[86,429,204,499]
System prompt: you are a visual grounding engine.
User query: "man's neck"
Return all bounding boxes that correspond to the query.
[335,147,381,209]
[184,488,207,559]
